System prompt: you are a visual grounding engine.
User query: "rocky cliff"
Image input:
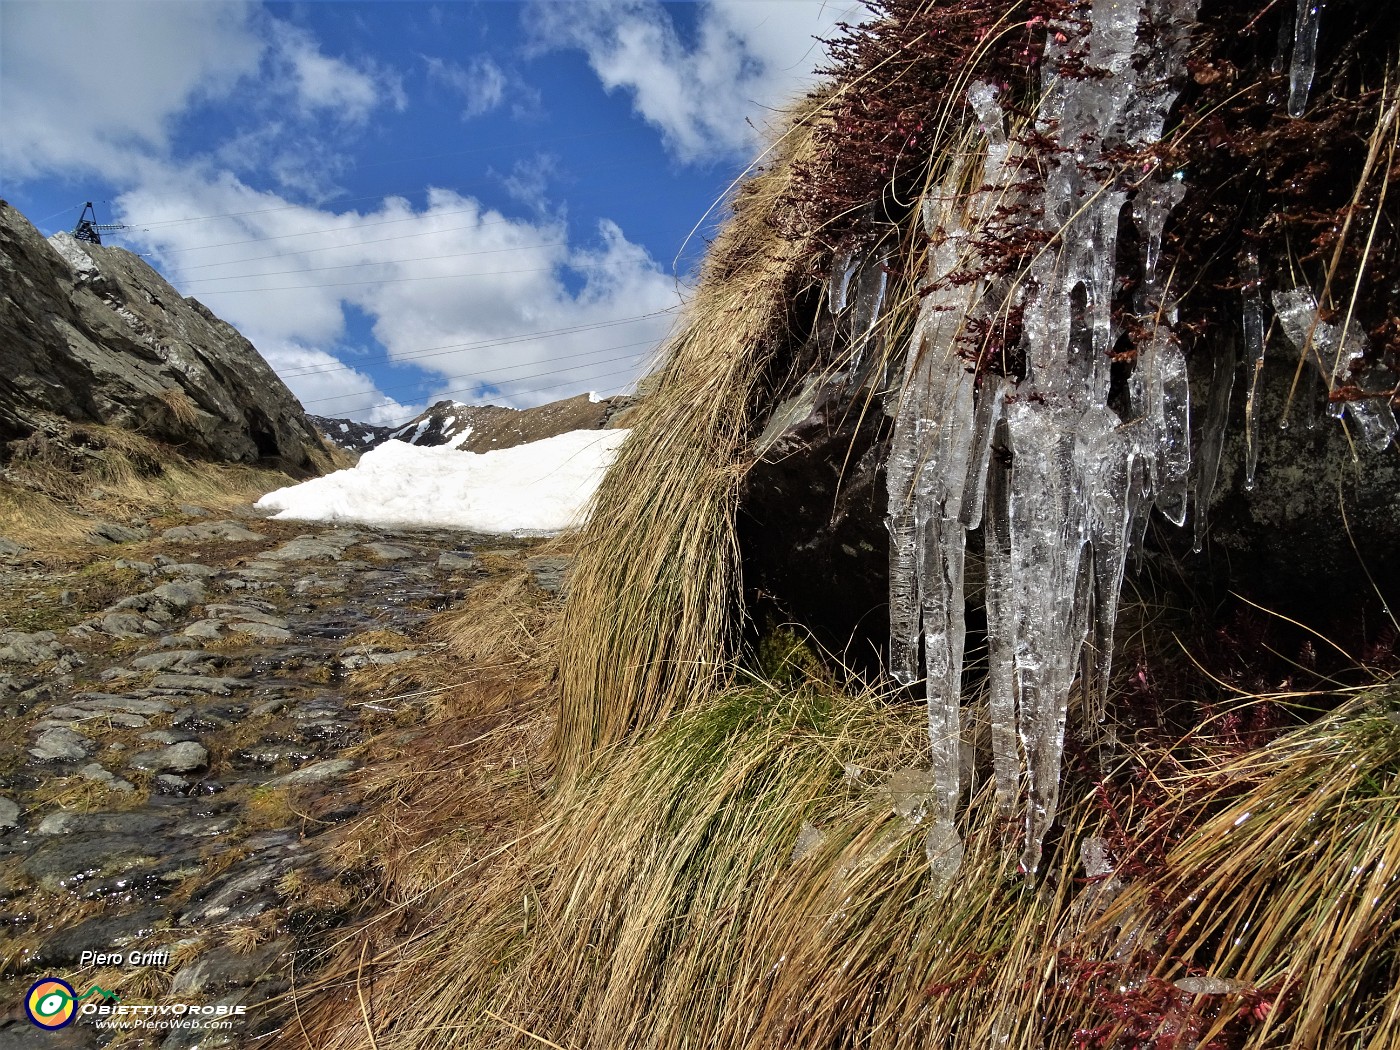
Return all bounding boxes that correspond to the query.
[0,201,324,469]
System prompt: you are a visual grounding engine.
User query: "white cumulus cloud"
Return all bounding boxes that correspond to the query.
[115,178,684,423]
[0,1,263,180]
[527,0,863,163]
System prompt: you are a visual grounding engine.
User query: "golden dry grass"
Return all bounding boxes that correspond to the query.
[0,423,308,555]
[284,660,1400,1050]
[155,386,200,428]
[554,94,832,776]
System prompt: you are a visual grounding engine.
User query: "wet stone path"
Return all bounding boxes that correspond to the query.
[0,507,545,1047]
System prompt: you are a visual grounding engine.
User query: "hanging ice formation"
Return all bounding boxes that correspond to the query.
[1287,0,1322,119]
[1272,288,1399,451]
[883,0,1201,877]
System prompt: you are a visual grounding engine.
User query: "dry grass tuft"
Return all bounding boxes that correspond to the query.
[0,423,304,554]
[1067,690,1400,1049]
[555,95,831,776]
[155,386,200,427]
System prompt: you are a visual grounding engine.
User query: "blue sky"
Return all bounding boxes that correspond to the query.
[0,1,860,424]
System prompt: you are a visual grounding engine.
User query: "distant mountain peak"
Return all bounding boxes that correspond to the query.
[315,392,633,456]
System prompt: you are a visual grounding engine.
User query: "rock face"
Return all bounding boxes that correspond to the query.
[316,393,632,455]
[0,201,324,468]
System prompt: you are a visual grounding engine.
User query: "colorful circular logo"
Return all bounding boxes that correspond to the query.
[26,978,77,1029]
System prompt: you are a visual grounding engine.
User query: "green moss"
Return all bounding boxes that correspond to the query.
[753,618,827,688]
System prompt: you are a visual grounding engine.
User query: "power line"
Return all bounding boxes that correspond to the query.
[171,217,549,270]
[300,346,654,410]
[35,202,84,224]
[177,240,570,286]
[186,265,559,294]
[277,306,681,380]
[155,204,510,255]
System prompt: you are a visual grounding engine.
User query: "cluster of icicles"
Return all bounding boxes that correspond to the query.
[825,0,1399,879]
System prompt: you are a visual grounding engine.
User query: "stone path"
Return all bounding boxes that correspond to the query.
[0,506,548,1047]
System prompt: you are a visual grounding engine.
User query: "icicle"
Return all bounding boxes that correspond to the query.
[847,250,890,380]
[886,332,933,686]
[960,375,1005,531]
[1005,400,1088,873]
[882,0,1202,878]
[1156,333,1192,526]
[1089,190,1130,376]
[1193,341,1237,552]
[919,368,977,842]
[829,250,858,315]
[968,81,1009,182]
[1133,176,1187,290]
[1272,287,1398,452]
[850,251,888,336]
[1077,406,1134,729]
[984,422,1018,816]
[1287,0,1321,119]
[1241,253,1267,490]
[925,818,964,885]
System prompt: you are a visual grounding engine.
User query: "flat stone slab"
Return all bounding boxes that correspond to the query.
[170,937,288,996]
[340,650,418,671]
[32,906,167,967]
[180,857,298,924]
[130,650,226,673]
[87,521,149,544]
[204,604,287,627]
[526,555,573,595]
[36,810,171,837]
[77,762,136,793]
[156,562,220,580]
[183,618,226,640]
[364,542,415,560]
[260,533,360,562]
[162,521,266,543]
[0,797,20,831]
[22,833,162,892]
[99,610,154,638]
[265,759,357,787]
[0,630,66,666]
[149,673,247,694]
[229,622,292,642]
[29,726,93,762]
[437,551,479,570]
[71,693,177,715]
[150,579,206,609]
[128,741,208,774]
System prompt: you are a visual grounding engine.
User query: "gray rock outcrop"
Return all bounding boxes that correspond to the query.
[0,201,324,468]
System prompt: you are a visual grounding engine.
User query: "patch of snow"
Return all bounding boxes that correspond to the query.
[256,428,628,535]
[587,391,602,403]
[450,425,476,449]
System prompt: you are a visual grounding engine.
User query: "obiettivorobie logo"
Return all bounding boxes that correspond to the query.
[25,978,120,1030]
